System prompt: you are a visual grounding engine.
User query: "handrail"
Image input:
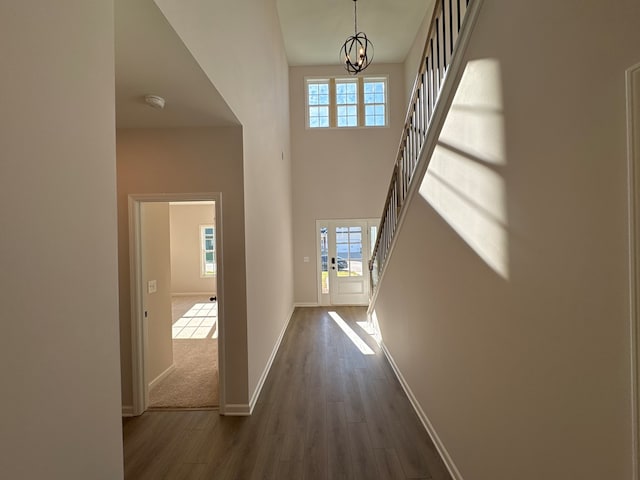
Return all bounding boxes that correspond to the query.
[369,0,474,295]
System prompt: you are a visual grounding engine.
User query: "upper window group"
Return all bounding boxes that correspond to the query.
[306,76,388,129]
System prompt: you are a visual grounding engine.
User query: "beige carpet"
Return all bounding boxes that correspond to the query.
[149,296,219,409]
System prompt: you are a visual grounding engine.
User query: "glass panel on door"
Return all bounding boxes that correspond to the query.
[335,226,363,277]
[320,227,329,294]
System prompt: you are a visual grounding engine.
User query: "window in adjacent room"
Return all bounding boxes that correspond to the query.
[200,225,216,277]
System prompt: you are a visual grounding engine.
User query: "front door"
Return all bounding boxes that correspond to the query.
[317,219,378,305]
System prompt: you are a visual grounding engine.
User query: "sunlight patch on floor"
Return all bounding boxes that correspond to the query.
[172,302,218,339]
[329,311,374,355]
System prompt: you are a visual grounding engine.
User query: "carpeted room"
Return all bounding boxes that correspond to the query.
[142,201,219,409]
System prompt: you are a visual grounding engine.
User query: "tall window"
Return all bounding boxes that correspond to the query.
[307,80,330,128]
[200,225,216,277]
[364,79,386,126]
[306,76,388,129]
[336,79,358,127]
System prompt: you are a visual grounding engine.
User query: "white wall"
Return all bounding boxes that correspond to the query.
[169,203,216,295]
[372,0,640,479]
[152,0,294,402]
[0,1,123,478]
[289,63,406,304]
[117,127,248,406]
[142,203,174,384]
[403,1,435,104]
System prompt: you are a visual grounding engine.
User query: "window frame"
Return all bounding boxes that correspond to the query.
[200,224,216,277]
[305,75,389,129]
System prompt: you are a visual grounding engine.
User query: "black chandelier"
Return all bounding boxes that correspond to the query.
[340,0,374,75]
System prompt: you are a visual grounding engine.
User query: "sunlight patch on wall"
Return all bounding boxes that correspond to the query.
[420,58,509,279]
[439,58,506,166]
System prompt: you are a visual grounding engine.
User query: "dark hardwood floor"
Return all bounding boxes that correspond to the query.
[123,306,451,480]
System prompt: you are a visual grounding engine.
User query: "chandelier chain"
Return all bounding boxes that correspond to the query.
[354,0,358,34]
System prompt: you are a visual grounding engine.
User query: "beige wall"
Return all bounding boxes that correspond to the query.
[289,63,406,304]
[141,203,174,384]
[403,2,435,104]
[372,0,640,478]
[169,203,216,295]
[153,0,295,401]
[0,1,123,478]
[117,127,248,406]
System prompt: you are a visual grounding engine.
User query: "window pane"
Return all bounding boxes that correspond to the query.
[205,252,213,262]
[319,117,329,127]
[205,227,214,235]
[308,81,330,128]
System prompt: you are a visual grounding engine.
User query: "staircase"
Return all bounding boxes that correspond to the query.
[369,0,481,299]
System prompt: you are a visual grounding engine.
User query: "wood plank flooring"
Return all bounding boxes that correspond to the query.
[123,306,451,480]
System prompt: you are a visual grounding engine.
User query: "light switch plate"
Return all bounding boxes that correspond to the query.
[148,280,157,294]
[303,256,310,263]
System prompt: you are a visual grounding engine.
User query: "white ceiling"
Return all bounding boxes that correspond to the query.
[276,0,433,66]
[115,0,432,128]
[114,0,239,129]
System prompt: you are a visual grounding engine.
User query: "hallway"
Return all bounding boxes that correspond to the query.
[123,307,450,479]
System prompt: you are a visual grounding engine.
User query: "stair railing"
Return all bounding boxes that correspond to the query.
[369,0,479,296]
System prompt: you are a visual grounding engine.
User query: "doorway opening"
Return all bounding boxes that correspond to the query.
[129,193,225,415]
[627,61,640,479]
[316,218,378,306]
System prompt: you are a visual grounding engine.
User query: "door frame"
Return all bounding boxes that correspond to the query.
[627,61,640,480]
[129,192,226,415]
[316,218,379,306]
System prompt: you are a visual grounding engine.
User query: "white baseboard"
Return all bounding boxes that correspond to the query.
[148,363,176,390]
[380,342,463,480]
[294,302,318,307]
[171,292,217,297]
[122,405,135,417]
[223,403,251,416]
[247,305,295,414]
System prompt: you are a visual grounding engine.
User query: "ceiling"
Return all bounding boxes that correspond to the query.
[276,0,433,66]
[114,0,239,128]
[115,0,432,128]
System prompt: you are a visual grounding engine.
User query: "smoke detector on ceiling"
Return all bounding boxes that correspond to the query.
[144,94,165,109]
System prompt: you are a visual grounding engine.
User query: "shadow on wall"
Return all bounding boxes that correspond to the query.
[419,58,508,280]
